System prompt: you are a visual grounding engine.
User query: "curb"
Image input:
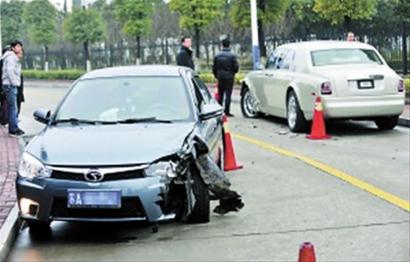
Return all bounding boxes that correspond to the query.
[0,205,21,262]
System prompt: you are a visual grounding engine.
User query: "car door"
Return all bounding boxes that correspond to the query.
[262,48,295,116]
[191,75,222,160]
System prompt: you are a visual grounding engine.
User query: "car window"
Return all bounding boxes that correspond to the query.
[55,76,193,122]
[266,49,293,70]
[311,48,384,66]
[192,76,212,104]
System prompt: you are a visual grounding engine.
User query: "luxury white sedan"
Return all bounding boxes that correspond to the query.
[240,41,405,132]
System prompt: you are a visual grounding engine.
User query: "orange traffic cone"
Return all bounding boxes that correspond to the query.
[306,96,331,140]
[222,115,243,171]
[298,242,316,262]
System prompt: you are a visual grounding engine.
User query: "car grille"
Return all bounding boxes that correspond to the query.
[51,170,145,182]
[51,197,145,219]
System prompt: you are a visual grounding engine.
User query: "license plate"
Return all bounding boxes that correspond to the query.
[358,80,374,89]
[67,190,121,208]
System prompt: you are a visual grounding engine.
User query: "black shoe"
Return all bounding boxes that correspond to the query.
[9,129,25,137]
[213,197,244,215]
[226,113,234,117]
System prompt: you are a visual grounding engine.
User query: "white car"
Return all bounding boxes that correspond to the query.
[240,41,405,132]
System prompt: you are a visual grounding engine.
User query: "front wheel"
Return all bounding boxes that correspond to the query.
[26,220,51,233]
[240,88,259,118]
[287,91,309,133]
[187,173,210,223]
[374,116,399,130]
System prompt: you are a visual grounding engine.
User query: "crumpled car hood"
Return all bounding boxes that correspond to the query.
[27,123,194,166]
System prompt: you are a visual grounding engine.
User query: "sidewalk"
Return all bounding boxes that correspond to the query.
[398,104,410,127]
[0,127,21,261]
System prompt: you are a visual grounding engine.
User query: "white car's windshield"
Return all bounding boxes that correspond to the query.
[55,76,193,122]
[311,48,383,66]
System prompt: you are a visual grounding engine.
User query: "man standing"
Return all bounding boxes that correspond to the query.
[1,40,24,136]
[213,39,239,117]
[176,36,195,70]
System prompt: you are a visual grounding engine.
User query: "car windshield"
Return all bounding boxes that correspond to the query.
[311,48,383,66]
[54,76,193,123]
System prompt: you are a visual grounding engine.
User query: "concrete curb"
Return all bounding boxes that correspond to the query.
[0,205,21,262]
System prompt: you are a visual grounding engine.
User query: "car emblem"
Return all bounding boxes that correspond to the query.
[84,169,104,182]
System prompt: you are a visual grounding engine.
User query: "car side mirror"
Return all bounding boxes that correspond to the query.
[199,104,223,121]
[33,109,51,124]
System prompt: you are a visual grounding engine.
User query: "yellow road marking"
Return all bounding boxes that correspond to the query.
[232,132,410,213]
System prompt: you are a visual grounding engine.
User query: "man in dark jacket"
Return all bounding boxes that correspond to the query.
[213,39,239,117]
[176,36,195,70]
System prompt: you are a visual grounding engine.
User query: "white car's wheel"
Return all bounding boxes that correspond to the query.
[240,88,259,118]
[287,91,308,133]
[375,116,399,130]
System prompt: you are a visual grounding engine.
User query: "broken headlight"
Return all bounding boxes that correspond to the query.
[144,162,177,178]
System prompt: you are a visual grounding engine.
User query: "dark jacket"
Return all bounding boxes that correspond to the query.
[177,46,195,70]
[213,48,239,80]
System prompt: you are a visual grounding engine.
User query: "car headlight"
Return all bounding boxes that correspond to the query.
[18,153,51,179]
[145,162,177,178]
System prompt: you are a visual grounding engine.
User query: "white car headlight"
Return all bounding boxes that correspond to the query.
[18,153,51,179]
[145,162,177,178]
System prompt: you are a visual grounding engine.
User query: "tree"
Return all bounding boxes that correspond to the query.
[114,0,154,65]
[63,8,105,71]
[230,0,290,57]
[313,0,377,32]
[395,0,410,75]
[150,1,180,64]
[169,0,225,59]
[23,0,58,71]
[0,0,25,48]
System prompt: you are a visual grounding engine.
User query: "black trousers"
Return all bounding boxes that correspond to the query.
[217,78,234,114]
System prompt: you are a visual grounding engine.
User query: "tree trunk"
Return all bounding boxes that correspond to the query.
[402,22,408,75]
[136,36,141,65]
[205,41,209,66]
[258,0,267,58]
[44,45,49,72]
[195,26,200,59]
[344,16,352,32]
[84,41,91,72]
[165,38,169,64]
[257,19,266,58]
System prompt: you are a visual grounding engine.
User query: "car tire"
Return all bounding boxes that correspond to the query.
[240,88,259,118]
[187,173,210,223]
[375,116,399,130]
[287,91,309,133]
[26,220,51,232]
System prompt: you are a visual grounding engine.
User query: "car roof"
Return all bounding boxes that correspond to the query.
[80,65,191,80]
[277,40,376,52]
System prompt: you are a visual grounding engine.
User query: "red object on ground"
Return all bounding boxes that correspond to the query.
[298,242,316,262]
[214,82,220,102]
[222,115,243,171]
[306,96,331,140]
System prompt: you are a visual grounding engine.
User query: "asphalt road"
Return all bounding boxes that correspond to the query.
[7,82,410,261]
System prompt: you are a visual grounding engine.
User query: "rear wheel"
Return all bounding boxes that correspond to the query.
[240,88,259,118]
[187,173,210,223]
[287,91,308,133]
[375,116,399,130]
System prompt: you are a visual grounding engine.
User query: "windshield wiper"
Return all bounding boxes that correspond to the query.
[52,118,102,125]
[116,117,173,124]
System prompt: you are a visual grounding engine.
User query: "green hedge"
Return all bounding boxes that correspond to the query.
[405,78,410,96]
[23,70,85,80]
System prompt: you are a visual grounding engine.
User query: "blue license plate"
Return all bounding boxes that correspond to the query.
[67,190,121,208]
